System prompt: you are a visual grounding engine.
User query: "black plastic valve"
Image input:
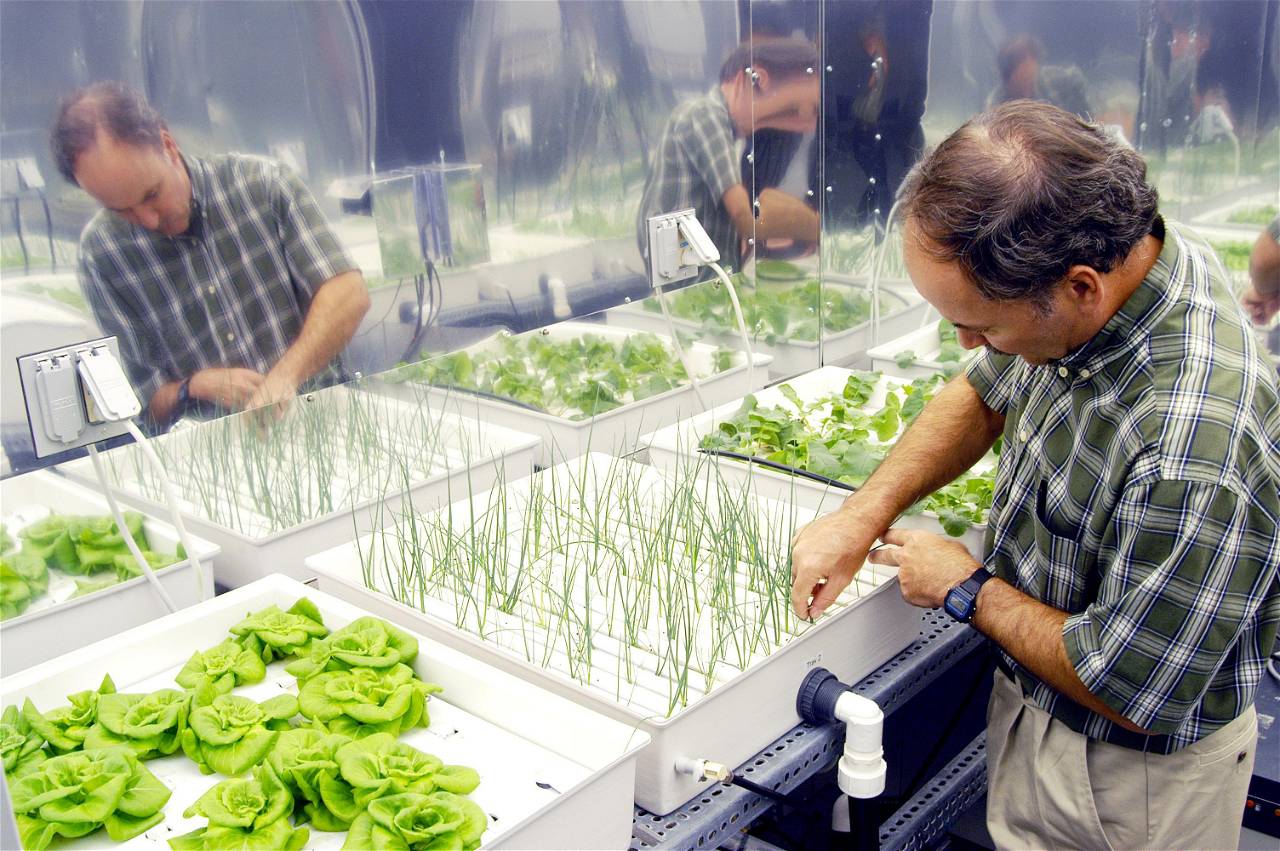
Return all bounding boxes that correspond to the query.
[797,666,850,724]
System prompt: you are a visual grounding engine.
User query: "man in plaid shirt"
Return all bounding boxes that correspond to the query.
[636,38,822,270]
[51,82,369,425]
[792,102,1278,849]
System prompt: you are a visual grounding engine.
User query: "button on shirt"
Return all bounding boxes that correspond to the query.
[635,86,742,268]
[966,221,1280,752]
[78,153,357,410]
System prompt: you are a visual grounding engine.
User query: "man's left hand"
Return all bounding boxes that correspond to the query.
[243,370,298,422]
[867,529,980,608]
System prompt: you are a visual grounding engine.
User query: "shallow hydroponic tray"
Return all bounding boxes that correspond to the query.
[0,471,219,674]
[60,386,539,589]
[642,366,991,557]
[303,454,920,815]
[0,575,649,850]
[612,278,928,378]
[867,320,975,380]
[379,321,773,467]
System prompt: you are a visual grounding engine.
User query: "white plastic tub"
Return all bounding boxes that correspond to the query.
[303,454,919,815]
[611,279,928,378]
[867,320,974,380]
[642,366,992,556]
[59,386,539,588]
[379,321,773,466]
[0,575,649,850]
[0,471,219,674]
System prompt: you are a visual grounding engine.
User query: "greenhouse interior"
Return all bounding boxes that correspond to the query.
[0,0,1278,849]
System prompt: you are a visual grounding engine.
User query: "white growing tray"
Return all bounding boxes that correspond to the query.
[612,279,928,378]
[1,471,219,673]
[59,387,539,589]
[0,575,649,850]
[304,454,919,815]
[379,321,773,467]
[866,320,975,381]
[642,366,992,557]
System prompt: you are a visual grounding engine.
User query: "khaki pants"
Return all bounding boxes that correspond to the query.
[985,670,1257,850]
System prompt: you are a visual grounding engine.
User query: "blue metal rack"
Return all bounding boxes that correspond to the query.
[631,610,988,850]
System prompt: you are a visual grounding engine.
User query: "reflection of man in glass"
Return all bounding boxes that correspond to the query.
[50,83,370,426]
[988,35,1092,119]
[636,38,820,270]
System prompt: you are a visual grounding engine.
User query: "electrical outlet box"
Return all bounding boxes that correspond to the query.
[646,209,703,289]
[16,336,137,458]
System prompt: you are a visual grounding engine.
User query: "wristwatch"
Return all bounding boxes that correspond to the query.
[175,377,193,414]
[944,567,994,623]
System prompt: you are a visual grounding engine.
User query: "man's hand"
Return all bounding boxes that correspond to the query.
[867,529,979,608]
[790,509,882,619]
[243,369,299,422]
[1241,284,1280,325]
[189,368,266,410]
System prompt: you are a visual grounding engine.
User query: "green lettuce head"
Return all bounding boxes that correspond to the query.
[1,703,47,776]
[336,732,479,808]
[181,693,297,776]
[298,663,442,739]
[285,616,419,682]
[1,556,36,620]
[169,762,309,851]
[23,674,116,753]
[84,688,191,759]
[342,791,488,851]
[176,639,267,698]
[230,598,328,663]
[266,726,353,831]
[10,746,171,849]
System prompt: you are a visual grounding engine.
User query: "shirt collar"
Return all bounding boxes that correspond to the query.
[1057,217,1182,371]
[174,151,208,241]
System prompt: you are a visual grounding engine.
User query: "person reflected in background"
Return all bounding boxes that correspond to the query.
[988,35,1092,119]
[1242,215,1280,326]
[636,38,821,271]
[50,82,369,427]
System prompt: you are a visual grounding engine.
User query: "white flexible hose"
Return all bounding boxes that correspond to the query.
[122,420,209,601]
[87,444,178,613]
[655,283,710,411]
[709,261,757,393]
[868,199,903,347]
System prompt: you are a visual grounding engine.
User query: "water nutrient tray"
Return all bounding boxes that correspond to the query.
[643,366,993,557]
[60,385,539,588]
[0,575,649,849]
[304,453,919,815]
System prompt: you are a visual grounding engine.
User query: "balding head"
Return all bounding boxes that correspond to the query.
[51,82,167,186]
[898,101,1159,307]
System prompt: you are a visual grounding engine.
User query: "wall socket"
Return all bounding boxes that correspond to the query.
[16,336,138,458]
[646,209,703,289]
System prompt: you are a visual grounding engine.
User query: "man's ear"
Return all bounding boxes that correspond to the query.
[160,128,181,162]
[1063,264,1104,311]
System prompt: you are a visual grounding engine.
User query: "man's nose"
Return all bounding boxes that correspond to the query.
[137,207,161,231]
[956,328,987,349]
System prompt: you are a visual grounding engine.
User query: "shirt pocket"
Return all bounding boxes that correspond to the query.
[1031,478,1095,611]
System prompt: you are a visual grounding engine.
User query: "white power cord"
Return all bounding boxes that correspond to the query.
[655,283,710,411]
[86,443,178,614]
[708,260,757,394]
[121,419,208,602]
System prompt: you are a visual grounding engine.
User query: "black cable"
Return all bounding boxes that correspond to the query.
[12,197,29,275]
[38,189,55,271]
[898,644,993,797]
[730,775,794,805]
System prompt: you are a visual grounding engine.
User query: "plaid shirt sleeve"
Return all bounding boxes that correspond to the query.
[677,108,740,204]
[271,165,358,296]
[78,243,167,408]
[1062,476,1279,734]
[964,348,1024,414]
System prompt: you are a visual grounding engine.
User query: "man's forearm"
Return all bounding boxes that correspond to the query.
[147,380,182,425]
[839,375,1004,528]
[270,270,370,385]
[1250,229,1280,297]
[973,578,1151,734]
[755,188,820,242]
